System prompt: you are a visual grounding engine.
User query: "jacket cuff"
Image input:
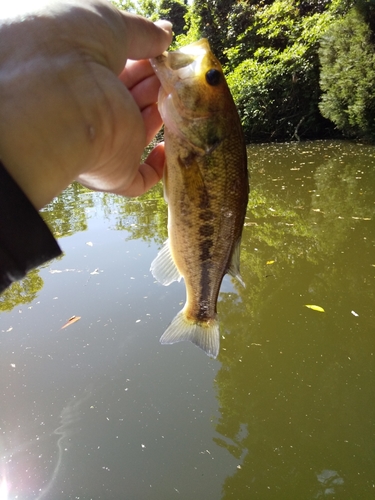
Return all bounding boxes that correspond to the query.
[0,160,62,292]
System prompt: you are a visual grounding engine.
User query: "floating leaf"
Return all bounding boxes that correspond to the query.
[351,311,359,317]
[61,315,81,329]
[305,304,325,313]
[266,260,275,265]
[86,241,93,247]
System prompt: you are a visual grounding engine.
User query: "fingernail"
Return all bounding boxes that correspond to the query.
[155,19,173,34]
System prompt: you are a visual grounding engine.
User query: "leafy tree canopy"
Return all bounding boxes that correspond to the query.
[112,0,375,142]
[319,5,375,139]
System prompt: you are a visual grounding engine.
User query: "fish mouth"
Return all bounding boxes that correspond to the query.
[150,39,223,151]
[152,39,210,81]
[168,41,207,71]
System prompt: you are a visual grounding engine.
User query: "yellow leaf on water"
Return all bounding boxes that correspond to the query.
[305,304,325,313]
[266,260,275,265]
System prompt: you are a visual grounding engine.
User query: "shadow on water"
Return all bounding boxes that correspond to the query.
[0,140,375,499]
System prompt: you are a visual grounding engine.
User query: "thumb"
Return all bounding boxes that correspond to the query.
[120,14,173,60]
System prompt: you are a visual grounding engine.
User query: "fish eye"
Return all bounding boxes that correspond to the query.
[205,69,221,86]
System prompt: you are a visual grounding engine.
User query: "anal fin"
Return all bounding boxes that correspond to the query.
[150,239,182,286]
[228,237,245,287]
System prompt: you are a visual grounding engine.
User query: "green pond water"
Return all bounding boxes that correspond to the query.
[0,140,374,499]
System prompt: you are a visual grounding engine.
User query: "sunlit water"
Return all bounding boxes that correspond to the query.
[1,140,374,499]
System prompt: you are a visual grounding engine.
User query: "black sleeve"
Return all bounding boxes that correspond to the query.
[0,161,62,293]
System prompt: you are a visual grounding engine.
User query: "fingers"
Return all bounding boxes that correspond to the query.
[119,59,154,89]
[119,14,173,60]
[141,102,163,145]
[129,73,160,111]
[119,60,163,143]
[118,143,165,197]
[119,60,159,106]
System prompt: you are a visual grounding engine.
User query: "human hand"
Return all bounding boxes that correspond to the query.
[0,0,172,209]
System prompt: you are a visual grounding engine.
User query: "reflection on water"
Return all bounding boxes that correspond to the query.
[316,469,344,498]
[0,140,375,499]
[35,387,94,500]
[215,141,375,498]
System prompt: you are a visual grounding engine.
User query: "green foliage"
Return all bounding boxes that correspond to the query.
[225,1,343,141]
[174,5,201,48]
[111,0,189,34]
[111,0,158,16]
[182,0,237,64]
[101,183,168,246]
[110,0,138,13]
[319,7,375,139]
[0,269,44,312]
[109,0,375,141]
[177,0,349,141]
[158,0,189,36]
[41,183,92,238]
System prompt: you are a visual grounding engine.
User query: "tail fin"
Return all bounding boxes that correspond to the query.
[160,310,220,359]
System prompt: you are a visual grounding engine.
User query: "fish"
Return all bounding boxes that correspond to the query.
[150,38,249,359]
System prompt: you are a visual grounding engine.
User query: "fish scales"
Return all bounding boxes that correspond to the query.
[150,39,249,358]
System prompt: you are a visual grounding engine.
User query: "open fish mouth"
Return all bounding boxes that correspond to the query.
[151,39,214,81]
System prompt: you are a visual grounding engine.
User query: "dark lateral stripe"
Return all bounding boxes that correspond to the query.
[199,210,214,221]
[200,239,213,261]
[198,261,211,321]
[199,190,210,210]
[199,224,215,237]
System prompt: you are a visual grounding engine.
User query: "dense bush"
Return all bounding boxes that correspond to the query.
[227,50,328,142]
[225,2,336,141]
[319,7,375,139]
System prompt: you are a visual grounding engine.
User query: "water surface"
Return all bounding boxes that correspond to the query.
[1,140,374,499]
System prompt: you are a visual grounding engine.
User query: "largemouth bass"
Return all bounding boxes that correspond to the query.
[150,39,249,359]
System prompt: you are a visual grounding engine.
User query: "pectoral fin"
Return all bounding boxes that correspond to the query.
[150,239,182,286]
